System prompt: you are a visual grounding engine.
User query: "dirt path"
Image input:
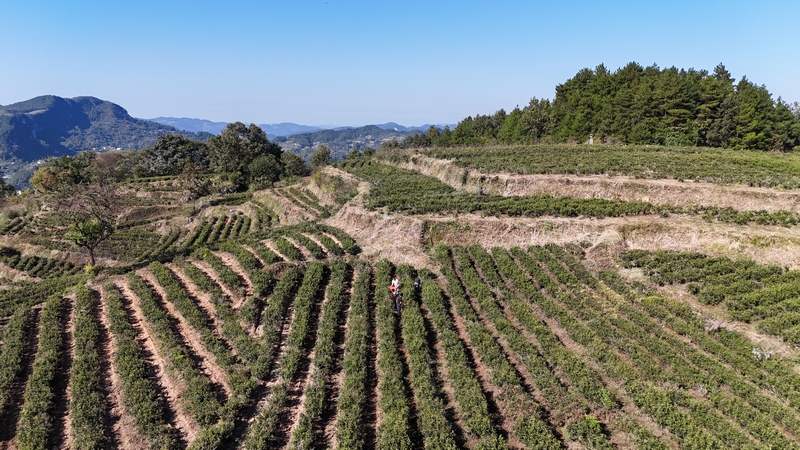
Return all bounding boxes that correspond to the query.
[416,300,473,448]
[281,292,331,447]
[189,259,243,309]
[50,296,75,450]
[282,236,314,261]
[113,279,198,444]
[137,269,232,400]
[362,271,379,449]
[300,233,330,258]
[318,267,355,449]
[439,280,516,447]
[319,232,345,251]
[166,264,237,357]
[97,286,148,450]
[228,286,298,444]
[273,268,329,448]
[262,240,290,262]
[451,256,562,441]
[213,251,253,294]
[242,245,267,268]
[0,306,41,446]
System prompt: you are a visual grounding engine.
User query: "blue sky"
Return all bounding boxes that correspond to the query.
[1,0,798,127]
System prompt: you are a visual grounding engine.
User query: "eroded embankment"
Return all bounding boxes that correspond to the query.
[395,154,800,213]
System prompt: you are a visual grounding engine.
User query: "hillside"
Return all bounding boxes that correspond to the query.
[0,96,211,182]
[149,117,325,138]
[273,124,410,160]
[2,144,800,448]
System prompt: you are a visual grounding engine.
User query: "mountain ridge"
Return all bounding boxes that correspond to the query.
[148,116,455,137]
[0,95,210,163]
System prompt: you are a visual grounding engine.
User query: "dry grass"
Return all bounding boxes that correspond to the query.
[398,154,800,213]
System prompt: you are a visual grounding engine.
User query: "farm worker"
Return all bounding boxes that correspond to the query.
[395,293,403,315]
[413,277,420,289]
[390,276,400,295]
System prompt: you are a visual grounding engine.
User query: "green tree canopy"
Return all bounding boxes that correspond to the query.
[206,122,282,190]
[139,134,208,176]
[396,62,800,151]
[281,152,310,177]
[248,154,282,185]
[30,151,96,193]
[311,145,333,169]
[0,178,16,197]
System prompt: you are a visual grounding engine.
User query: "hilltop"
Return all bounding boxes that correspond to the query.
[0,96,211,186]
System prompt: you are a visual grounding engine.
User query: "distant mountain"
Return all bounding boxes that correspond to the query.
[0,96,210,164]
[374,122,456,132]
[149,117,228,135]
[273,125,410,161]
[259,123,324,137]
[149,117,324,138]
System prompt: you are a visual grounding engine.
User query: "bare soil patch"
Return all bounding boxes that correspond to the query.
[49,296,75,450]
[282,236,314,261]
[262,240,290,263]
[0,261,34,283]
[165,264,237,357]
[137,269,232,399]
[96,285,148,450]
[271,268,329,448]
[113,278,198,444]
[440,282,516,447]
[189,259,244,309]
[318,267,355,449]
[325,203,435,270]
[213,251,253,294]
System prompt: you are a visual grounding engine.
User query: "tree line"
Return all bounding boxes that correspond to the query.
[397,63,800,151]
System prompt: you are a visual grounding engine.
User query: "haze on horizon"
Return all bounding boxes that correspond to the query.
[1,0,798,128]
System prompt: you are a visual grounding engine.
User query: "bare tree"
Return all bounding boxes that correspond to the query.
[52,179,121,266]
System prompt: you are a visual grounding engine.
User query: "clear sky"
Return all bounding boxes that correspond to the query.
[1,0,798,127]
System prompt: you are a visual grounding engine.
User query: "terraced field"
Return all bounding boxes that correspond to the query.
[2,149,800,449]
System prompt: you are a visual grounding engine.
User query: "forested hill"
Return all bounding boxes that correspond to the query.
[274,125,410,160]
[403,63,800,151]
[0,95,211,163]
